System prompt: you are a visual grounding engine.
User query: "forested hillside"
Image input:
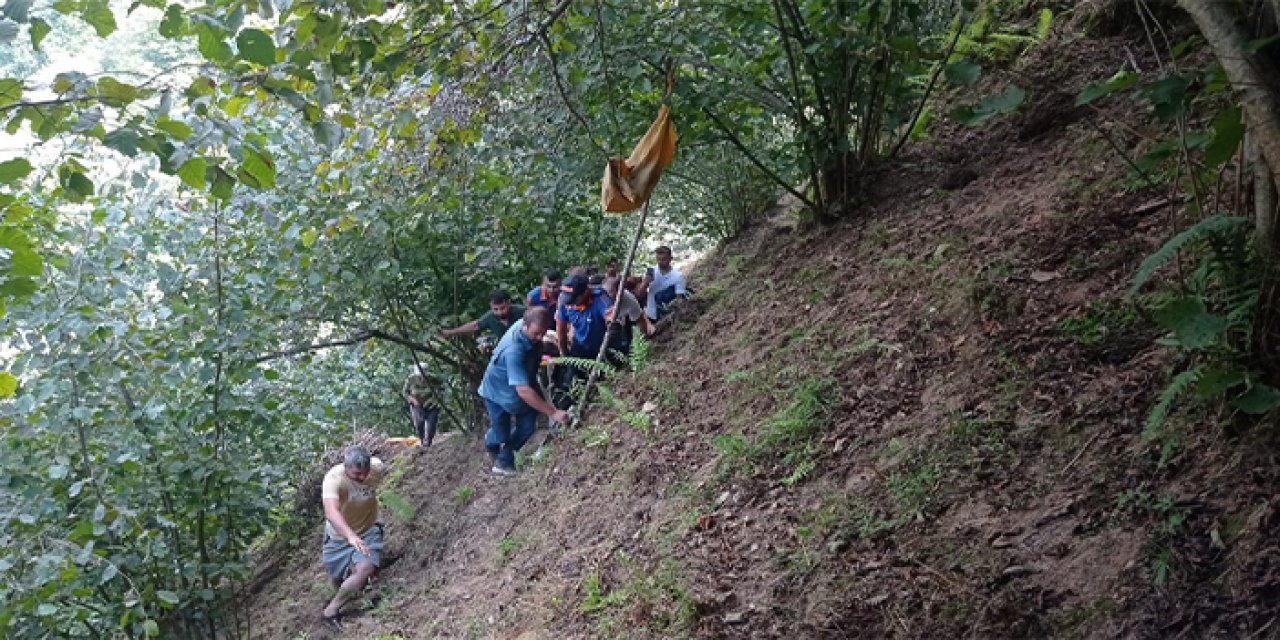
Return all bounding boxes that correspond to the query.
[3,0,1280,638]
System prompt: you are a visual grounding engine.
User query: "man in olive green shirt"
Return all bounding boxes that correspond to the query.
[439,290,526,347]
[403,368,441,445]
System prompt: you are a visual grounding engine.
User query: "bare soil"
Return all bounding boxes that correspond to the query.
[245,28,1280,640]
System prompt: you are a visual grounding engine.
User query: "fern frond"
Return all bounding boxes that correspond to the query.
[1130,215,1248,294]
[1143,365,1204,443]
[629,335,650,372]
[554,356,618,378]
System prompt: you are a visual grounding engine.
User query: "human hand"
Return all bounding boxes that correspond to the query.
[551,409,571,424]
[347,534,370,557]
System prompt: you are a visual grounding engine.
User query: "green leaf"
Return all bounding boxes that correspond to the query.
[36,603,57,616]
[1233,384,1280,415]
[80,0,116,37]
[197,24,233,63]
[158,3,184,38]
[10,246,41,276]
[155,116,193,140]
[312,121,343,147]
[1203,106,1244,169]
[0,78,20,107]
[143,620,160,637]
[1196,367,1246,399]
[178,157,207,189]
[48,464,68,479]
[1075,70,1139,106]
[62,171,94,201]
[1153,296,1228,349]
[0,371,16,397]
[262,368,280,380]
[103,127,141,156]
[29,17,50,49]
[950,85,1025,126]
[238,146,275,188]
[210,166,235,200]
[236,28,276,66]
[156,590,180,606]
[943,61,981,86]
[96,77,139,106]
[0,158,32,184]
[1130,215,1247,293]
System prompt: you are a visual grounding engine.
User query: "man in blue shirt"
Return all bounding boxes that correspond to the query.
[553,274,612,397]
[525,269,561,312]
[556,274,609,361]
[478,307,570,475]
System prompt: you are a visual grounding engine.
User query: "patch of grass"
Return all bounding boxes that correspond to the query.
[710,431,760,475]
[497,536,523,565]
[1056,597,1119,629]
[886,461,942,520]
[380,489,415,522]
[463,615,487,639]
[452,484,475,506]
[1058,299,1138,345]
[579,569,627,613]
[726,254,744,274]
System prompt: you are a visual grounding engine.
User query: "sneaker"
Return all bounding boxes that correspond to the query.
[491,464,518,476]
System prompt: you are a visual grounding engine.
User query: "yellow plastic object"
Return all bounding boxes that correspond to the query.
[601,105,678,212]
[385,436,421,447]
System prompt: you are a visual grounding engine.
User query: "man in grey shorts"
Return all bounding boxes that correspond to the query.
[320,446,387,627]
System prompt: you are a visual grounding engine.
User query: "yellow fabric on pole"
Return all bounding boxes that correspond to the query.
[601,105,678,212]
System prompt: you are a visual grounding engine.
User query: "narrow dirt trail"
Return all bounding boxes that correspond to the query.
[244,29,1280,640]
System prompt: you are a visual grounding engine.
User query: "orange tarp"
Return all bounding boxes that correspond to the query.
[601,105,677,212]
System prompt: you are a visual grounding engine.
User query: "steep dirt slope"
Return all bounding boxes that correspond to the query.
[245,28,1280,640]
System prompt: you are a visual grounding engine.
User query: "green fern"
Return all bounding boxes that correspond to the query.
[629,334,651,372]
[1143,365,1204,445]
[1130,215,1247,294]
[554,356,618,378]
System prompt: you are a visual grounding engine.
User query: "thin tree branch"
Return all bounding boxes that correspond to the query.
[251,331,376,363]
[699,105,817,210]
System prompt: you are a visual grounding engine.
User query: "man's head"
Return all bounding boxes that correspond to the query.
[559,274,591,306]
[489,290,513,319]
[655,246,673,270]
[522,307,552,341]
[605,258,619,277]
[343,446,372,483]
[542,269,562,289]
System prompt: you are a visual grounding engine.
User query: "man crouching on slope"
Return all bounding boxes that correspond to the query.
[320,446,386,628]
[479,306,571,475]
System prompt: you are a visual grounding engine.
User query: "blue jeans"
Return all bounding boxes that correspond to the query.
[484,399,537,467]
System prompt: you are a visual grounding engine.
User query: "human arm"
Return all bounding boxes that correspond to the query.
[556,316,569,356]
[322,498,370,556]
[439,320,479,338]
[516,384,570,423]
[639,313,654,337]
[402,378,420,406]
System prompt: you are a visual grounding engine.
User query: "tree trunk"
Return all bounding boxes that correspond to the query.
[1251,140,1280,255]
[1177,1,1280,192]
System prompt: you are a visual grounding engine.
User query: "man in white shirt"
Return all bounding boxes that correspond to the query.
[638,246,687,322]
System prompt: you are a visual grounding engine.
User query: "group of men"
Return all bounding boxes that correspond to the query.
[317,247,687,627]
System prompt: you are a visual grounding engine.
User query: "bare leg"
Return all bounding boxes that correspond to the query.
[323,562,376,617]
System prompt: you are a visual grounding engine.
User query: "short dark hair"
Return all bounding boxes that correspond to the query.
[655,246,672,256]
[344,446,371,470]
[525,306,552,329]
[489,289,511,304]
[543,268,561,282]
[606,257,619,266]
